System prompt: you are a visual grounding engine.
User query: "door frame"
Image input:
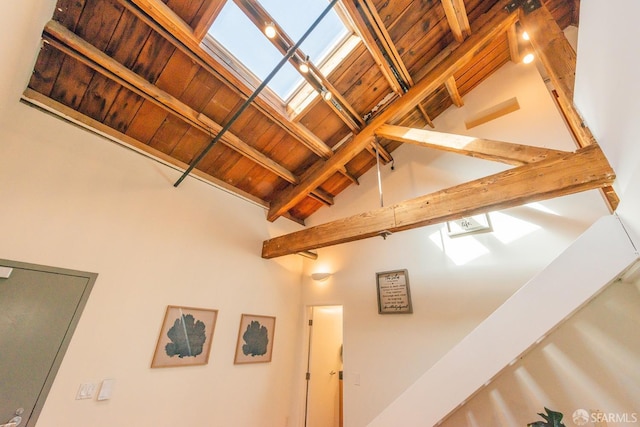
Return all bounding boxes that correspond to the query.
[303,304,344,427]
[0,259,97,427]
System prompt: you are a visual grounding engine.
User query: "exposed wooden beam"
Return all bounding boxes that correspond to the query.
[444,76,464,107]
[266,3,519,221]
[358,0,413,87]
[417,104,435,128]
[518,5,588,146]
[441,0,471,42]
[192,0,226,41]
[519,4,619,211]
[120,0,334,159]
[375,124,568,166]
[507,22,521,63]
[262,144,615,258]
[340,0,401,94]
[42,21,337,204]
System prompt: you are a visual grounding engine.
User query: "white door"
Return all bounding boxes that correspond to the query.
[0,260,96,427]
[305,305,344,427]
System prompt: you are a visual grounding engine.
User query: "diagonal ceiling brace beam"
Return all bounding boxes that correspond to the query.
[262,144,615,258]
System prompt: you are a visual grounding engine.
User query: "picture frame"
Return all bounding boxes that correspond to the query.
[151,305,218,368]
[234,314,276,364]
[376,269,413,314]
[446,213,492,237]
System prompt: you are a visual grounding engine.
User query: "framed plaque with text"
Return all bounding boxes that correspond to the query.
[376,269,413,314]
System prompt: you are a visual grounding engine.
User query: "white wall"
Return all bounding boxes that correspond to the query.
[574,0,640,246]
[439,265,640,427]
[0,1,306,426]
[367,3,640,426]
[301,58,610,426]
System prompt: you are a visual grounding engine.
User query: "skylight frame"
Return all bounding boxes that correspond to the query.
[204,0,360,110]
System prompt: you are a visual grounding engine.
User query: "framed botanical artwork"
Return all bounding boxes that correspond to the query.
[376,269,413,314]
[151,305,218,368]
[234,314,276,364]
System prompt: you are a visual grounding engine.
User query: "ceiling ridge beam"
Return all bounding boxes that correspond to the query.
[375,124,568,166]
[119,0,334,159]
[266,2,519,221]
[262,143,615,258]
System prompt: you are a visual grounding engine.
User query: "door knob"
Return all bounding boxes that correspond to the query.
[329,370,336,375]
[1,407,23,427]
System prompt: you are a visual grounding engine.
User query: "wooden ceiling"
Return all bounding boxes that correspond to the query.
[24,0,617,258]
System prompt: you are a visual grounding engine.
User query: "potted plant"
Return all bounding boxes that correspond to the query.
[528,407,566,427]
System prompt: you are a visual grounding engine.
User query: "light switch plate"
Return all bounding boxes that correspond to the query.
[76,383,97,400]
[0,266,13,279]
[98,379,115,401]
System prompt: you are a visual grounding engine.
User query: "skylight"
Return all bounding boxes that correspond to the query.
[208,0,350,101]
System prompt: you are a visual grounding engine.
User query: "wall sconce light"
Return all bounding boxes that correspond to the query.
[311,272,332,282]
[522,31,530,41]
[264,22,277,39]
[522,52,535,64]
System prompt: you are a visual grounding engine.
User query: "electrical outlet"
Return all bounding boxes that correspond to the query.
[76,383,97,400]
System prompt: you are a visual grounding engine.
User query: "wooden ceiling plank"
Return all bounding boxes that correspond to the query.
[376,124,569,166]
[262,144,615,258]
[266,3,519,221]
[444,75,464,107]
[119,0,332,159]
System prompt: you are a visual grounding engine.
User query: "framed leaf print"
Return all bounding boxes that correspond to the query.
[234,314,276,364]
[151,305,218,368]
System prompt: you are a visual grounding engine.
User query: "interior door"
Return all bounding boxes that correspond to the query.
[0,260,96,427]
[305,305,344,427]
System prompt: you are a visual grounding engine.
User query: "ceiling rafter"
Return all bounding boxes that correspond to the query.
[42,20,336,207]
[266,2,519,222]
[441,0,471,43]
[339,0,405,95]
[191,0,226,41]
[444,75,464,107]
[120,0,334,159]
[262,143,615,258]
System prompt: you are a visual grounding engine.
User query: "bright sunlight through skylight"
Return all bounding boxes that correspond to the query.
[208,0,349,100]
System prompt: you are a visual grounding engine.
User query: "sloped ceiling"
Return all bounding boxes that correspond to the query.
[23,0,616,257]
